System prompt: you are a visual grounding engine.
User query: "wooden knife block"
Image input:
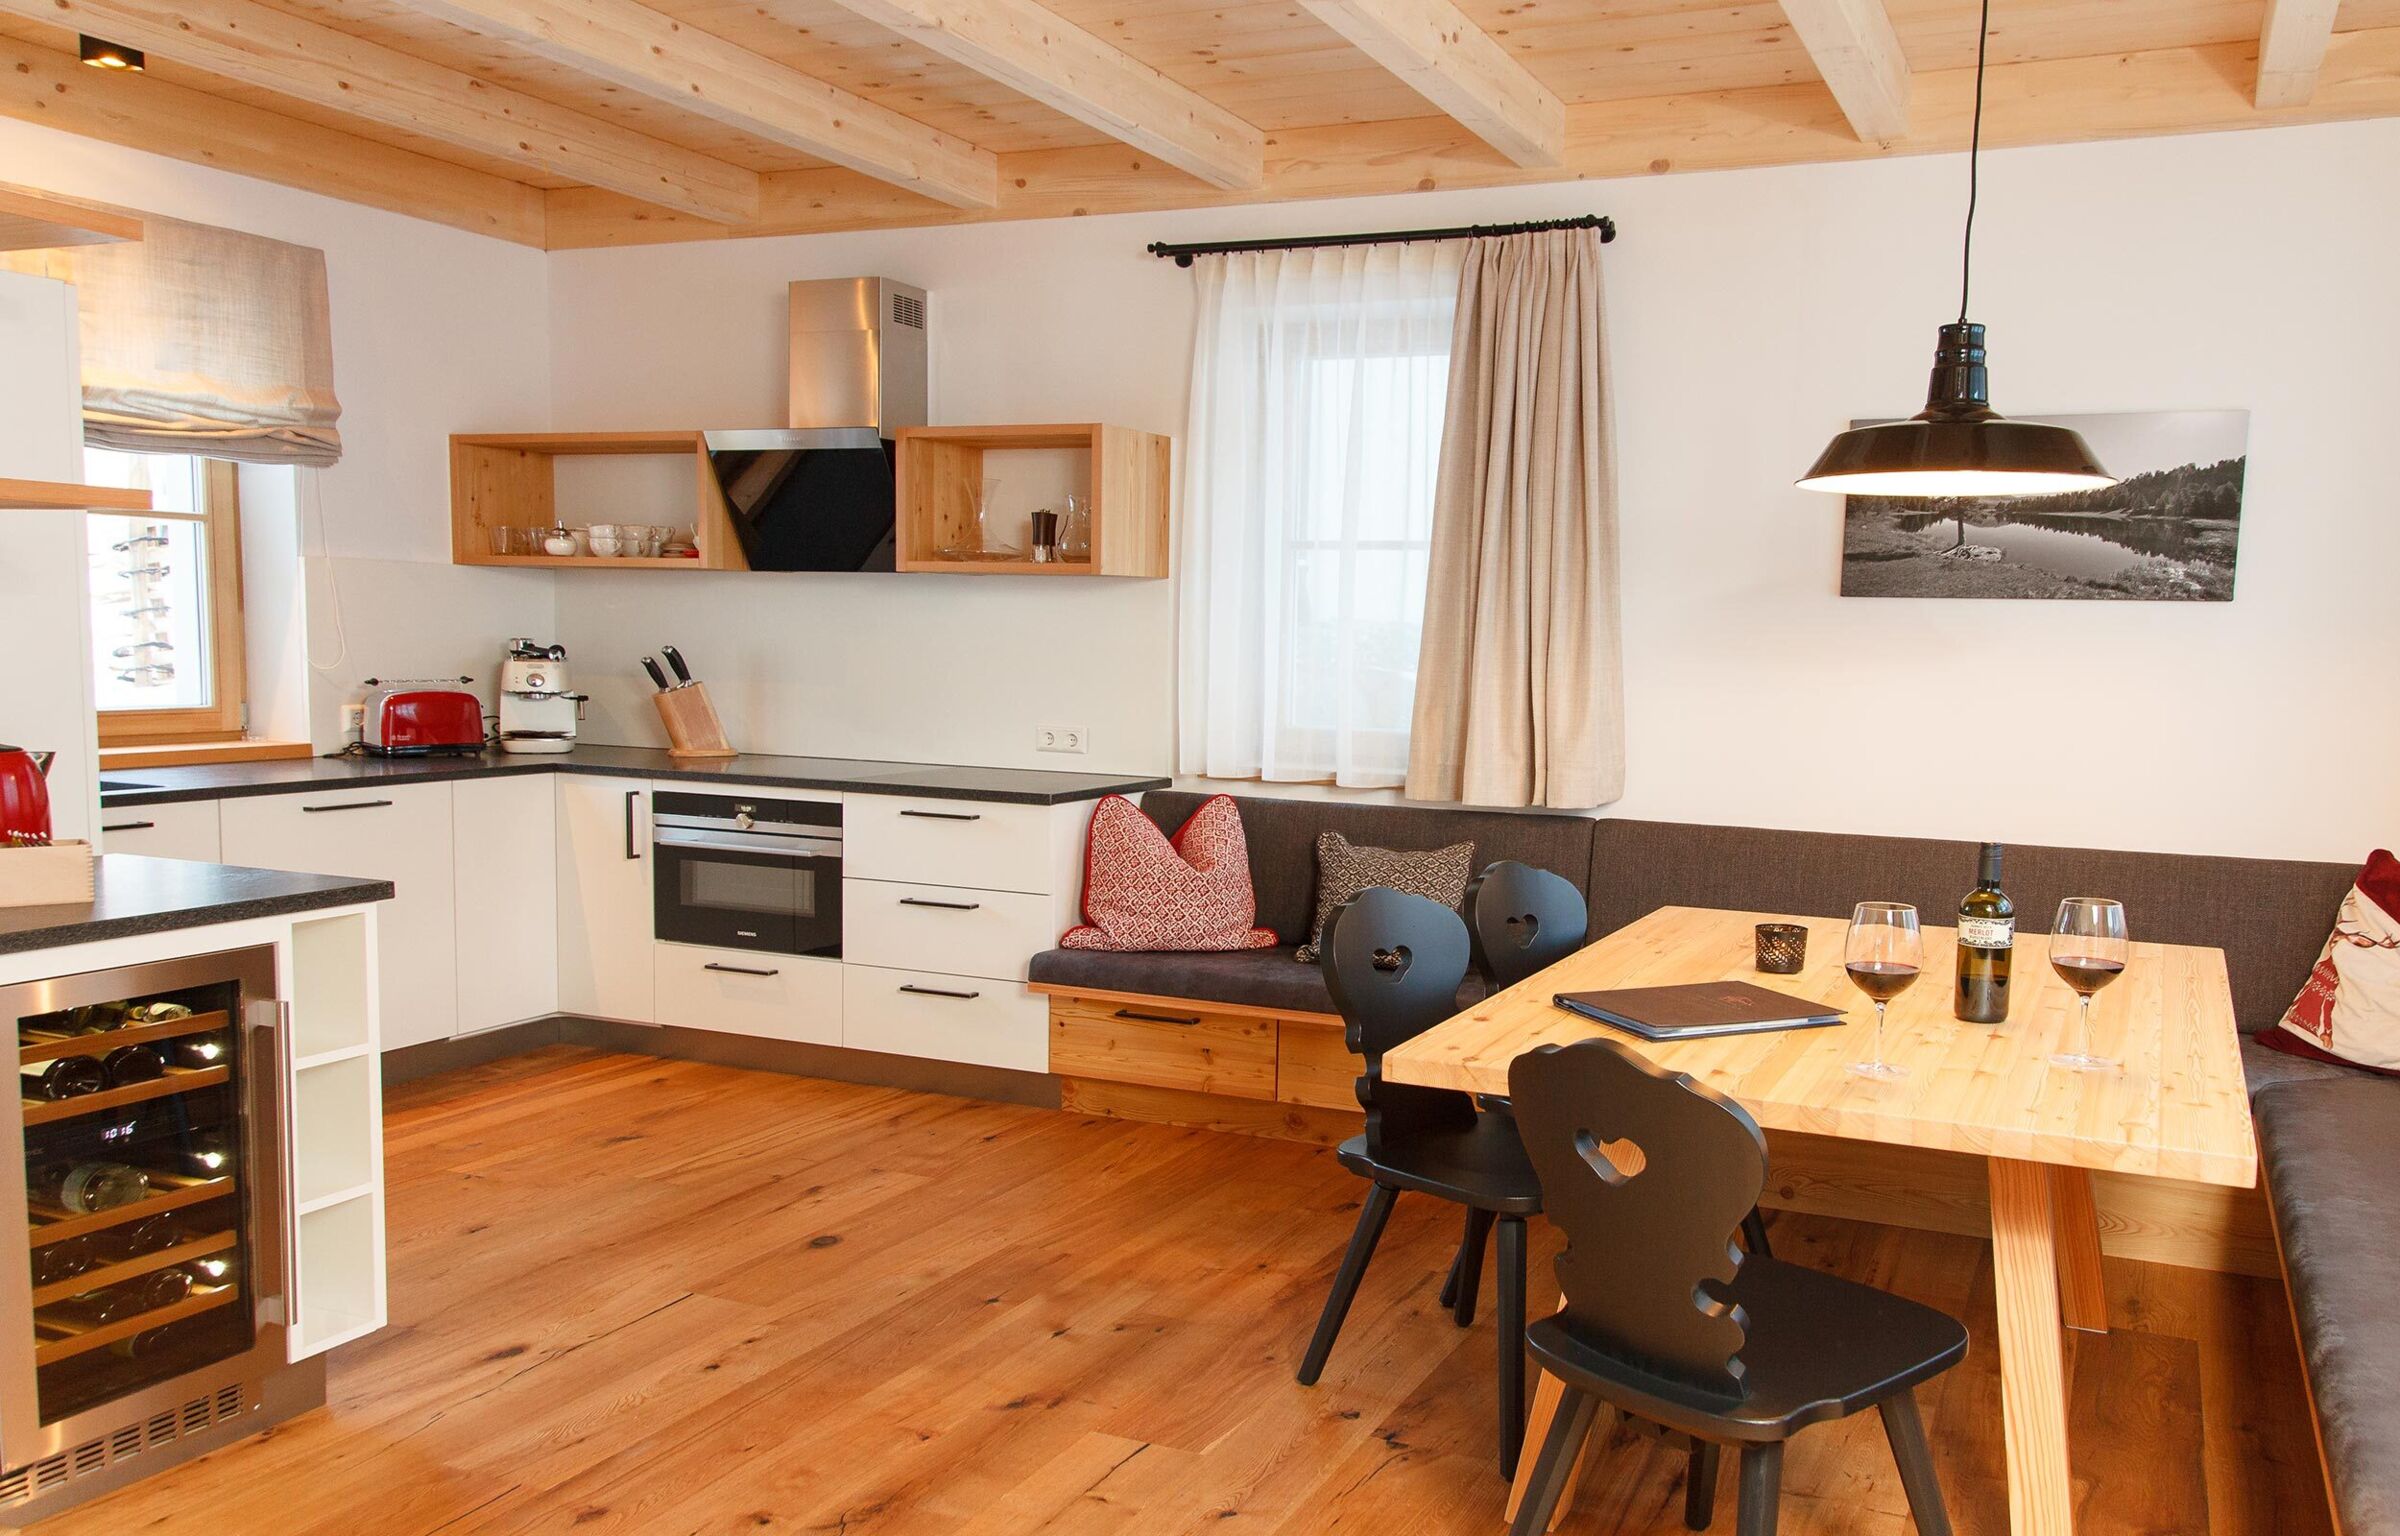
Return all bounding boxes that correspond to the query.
[652,683,736,759]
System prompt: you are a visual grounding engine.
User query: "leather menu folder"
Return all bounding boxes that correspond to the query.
[1553,981,1846,1042]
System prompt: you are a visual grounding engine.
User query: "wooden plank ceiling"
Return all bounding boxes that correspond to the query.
[0,0,2395,247]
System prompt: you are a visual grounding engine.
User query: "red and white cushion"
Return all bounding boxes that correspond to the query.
[2267,849,2400,1074]
[1059,794,1278,953]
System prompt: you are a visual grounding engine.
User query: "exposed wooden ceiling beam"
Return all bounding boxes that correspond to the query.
[393,0,996,208]
[813,0,1263,191]
[0,34,544,244]
[542,26,2400,248]
[0,0,756,222]
[1296,0,1562,167]
[2258,0,2342,108]
[1777,0,1910,143]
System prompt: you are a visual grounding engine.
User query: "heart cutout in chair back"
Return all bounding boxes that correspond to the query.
[1504,911,1541,951]
[1371,944,1413,978]
[1574,1128,1647,1187]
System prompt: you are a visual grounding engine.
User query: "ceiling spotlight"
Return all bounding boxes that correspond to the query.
[79,35,145,71]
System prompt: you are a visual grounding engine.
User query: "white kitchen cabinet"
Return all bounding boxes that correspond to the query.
[453,774,558,1035]
[556,775,657,1024]
[282,909,386,1359]
[842,964,1047,1072]
[845,796,1063,893]
[97,799,221,861]
[842,878,1056,982]
[654,944,841,1044]
[220,783,458,1051]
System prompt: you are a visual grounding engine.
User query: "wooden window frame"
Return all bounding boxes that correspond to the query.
[95,459,248,747]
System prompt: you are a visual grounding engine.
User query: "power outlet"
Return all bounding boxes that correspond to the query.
[1037,725,1088,755]
[342,703,367,738]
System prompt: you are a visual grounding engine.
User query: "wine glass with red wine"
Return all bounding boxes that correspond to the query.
[2050,897,2128,1071]
[1844,901,1922,1081]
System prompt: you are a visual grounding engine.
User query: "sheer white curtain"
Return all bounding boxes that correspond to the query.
[1176,242,1462,788]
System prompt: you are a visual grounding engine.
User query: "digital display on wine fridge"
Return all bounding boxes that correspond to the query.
[2,949,282,1450]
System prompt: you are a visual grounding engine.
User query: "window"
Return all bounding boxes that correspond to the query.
[82,449,247,744]
[1177,243,1461,789]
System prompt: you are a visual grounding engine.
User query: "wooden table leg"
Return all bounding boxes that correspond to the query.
[1989,1158,2077,1536]
[2047,1165,2109,1334]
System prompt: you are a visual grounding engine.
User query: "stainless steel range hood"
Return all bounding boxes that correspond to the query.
[704,278,927,571]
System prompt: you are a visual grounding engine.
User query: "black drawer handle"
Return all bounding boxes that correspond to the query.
[102,821,156,833]
[901,984,982,1001]
[899,809,982,822]
[899,897,983,911]
[625,790,640,861]
[302,799,395,814]
[1114,1008,1202,1027]
[703,962,781,978]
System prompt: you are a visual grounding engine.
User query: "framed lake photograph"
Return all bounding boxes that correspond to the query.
[1839,409,2248,601]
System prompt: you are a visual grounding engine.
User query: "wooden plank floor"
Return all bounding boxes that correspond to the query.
[48,1047,2330,1535]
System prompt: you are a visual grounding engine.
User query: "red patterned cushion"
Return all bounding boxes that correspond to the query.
[1059,794,1277,953]
[2262,849,2400,1075]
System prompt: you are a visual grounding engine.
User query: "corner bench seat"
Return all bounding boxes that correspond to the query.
[2255,1075,2400,1536]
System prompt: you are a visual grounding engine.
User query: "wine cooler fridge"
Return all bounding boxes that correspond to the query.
[0,947,316,1520]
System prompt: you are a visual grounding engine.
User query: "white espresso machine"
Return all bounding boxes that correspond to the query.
[498,638,588,753]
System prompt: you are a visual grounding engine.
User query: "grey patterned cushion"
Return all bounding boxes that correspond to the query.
[1295,830,1475,963]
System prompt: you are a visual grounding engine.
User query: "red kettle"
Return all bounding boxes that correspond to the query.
[0,746,55,844]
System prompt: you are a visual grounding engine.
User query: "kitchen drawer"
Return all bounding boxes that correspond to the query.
[97,800,221,861]
[1276,1020,1362,1111]
[654,944,841,1044]
[844,796,1056,893]
[843,966,1047,1073]
[842,878,1055,981]
[1049,994,1276,1101]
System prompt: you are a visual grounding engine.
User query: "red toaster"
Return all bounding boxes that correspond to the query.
[361,683,487,756]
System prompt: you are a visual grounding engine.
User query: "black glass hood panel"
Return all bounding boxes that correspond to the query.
[705,428,897,572]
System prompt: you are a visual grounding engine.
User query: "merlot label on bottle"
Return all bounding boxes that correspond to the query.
[1959,916,2015,949]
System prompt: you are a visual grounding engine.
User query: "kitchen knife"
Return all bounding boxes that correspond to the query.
[661,646,694,688]
[641,656,672,692]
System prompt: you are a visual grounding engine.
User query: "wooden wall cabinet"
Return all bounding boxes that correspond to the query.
[895,424,1170,577]
[450,432,746,570]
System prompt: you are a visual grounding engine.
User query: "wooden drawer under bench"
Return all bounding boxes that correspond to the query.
[1038,986,1367,1141]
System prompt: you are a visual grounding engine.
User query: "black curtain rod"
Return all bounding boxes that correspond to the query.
[1147,214,1614,267]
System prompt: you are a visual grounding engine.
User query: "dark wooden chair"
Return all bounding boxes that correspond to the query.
[1296,886,1543,1477]
[1503,1038,1966,1536]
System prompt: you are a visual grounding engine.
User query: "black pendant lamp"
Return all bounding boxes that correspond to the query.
[1797,0,2113,498]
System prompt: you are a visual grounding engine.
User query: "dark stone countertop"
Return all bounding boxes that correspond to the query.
[98,746,1169,810]
[0,856,393,957]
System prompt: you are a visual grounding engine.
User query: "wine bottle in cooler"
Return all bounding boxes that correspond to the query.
[1955,842,2014,1024]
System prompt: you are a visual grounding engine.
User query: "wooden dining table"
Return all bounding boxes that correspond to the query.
[1378,905,2257,1536]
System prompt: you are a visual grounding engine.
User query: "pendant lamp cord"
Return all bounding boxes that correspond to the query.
[1958,0,1991,323]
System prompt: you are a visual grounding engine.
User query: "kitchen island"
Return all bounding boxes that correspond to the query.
[0,856,390,1523]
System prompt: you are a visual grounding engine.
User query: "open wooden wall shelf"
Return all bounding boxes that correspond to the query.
[0,187,141,253]
[896,424,1170,578]
[0,478,151,512]
[450,431,745,571]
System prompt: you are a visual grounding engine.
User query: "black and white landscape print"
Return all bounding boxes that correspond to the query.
[1839,410,2248,601]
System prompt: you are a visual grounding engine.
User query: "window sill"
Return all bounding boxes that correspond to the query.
[99,740,315,770]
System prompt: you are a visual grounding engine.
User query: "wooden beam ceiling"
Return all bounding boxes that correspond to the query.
[0,33,545,243]
[2258,0,2344,108]
[1777,0,1911,143]
[393,0,997,208]
[1295,0,1564,167]
[0,0,755,222]
[811,0,1265,191]
[541,26,2400,248]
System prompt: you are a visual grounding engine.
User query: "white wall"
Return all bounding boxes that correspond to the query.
[0,271,96,840]
[550,117,2400,864]
[0,120,556,751]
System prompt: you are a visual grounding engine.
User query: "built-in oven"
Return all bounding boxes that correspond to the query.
[652,791,843,958]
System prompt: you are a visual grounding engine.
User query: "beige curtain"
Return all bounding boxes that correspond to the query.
[6,209,342,465]
[1405,226,1623,809]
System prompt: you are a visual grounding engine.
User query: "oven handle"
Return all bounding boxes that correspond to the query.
[654,828,844,859]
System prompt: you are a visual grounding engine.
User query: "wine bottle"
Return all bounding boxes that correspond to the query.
[20,1056,108,1101]
[101,1044,167,1087]
[33,1162,153,1215]
[1955,842,2014,1024]
[31,1237,97,1288]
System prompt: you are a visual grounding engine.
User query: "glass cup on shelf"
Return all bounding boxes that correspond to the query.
[1843,901,1922,1081]
[487,526,523,558]
[2049,897,2128,1072]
